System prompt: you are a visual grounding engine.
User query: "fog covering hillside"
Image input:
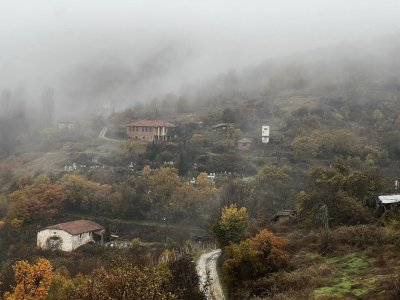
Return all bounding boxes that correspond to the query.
[2,1,400,300]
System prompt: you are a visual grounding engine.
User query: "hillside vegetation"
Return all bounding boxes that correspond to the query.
[2,42,400,299]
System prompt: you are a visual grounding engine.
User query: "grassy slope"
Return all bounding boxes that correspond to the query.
[259,224,400,300]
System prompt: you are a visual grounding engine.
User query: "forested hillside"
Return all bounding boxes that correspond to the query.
[1,27,400,300]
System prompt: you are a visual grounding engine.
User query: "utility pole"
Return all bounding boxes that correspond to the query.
[163,217,167,244]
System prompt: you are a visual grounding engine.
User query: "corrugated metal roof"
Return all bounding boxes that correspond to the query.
[378,195,400,204]
[211,123,234,129]
[127,119,175,127]
[46,220,104,235]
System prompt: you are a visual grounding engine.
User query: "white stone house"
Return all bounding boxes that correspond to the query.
[37,220,104,252]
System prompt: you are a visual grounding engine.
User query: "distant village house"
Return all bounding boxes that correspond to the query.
[237,138,252,150]
[37,220,104,252]
[212,123,234,131]
[126,119,175,142]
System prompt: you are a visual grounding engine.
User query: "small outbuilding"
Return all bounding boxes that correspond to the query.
[212,123,234,131]
[271,210,297,223]
[237,138,252,150]
[37,220,104,252]
[376,195,400,211]
[57,121,74,130]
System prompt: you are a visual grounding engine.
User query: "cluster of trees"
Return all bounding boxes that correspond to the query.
[0,167,220,230]
[2,253,205,300]
[146,168,219,221]
[213,205,289,298]
[218,166,296,219]
[298,164,392,228]
[290,129,384,164]
[0,174,124,229]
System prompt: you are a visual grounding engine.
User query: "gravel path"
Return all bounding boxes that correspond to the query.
[197,249,225,300]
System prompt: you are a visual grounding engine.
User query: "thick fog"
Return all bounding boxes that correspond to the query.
[1,0,400,116]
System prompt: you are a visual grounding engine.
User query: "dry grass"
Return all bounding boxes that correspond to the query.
[244,225,400,299]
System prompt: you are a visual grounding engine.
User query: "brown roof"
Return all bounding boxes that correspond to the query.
[127,119,175,127]
[271,210,297,221]
[45,220,104,235]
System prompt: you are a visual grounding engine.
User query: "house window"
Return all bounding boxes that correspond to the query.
[79,234,82,239]
[89,232,92,236]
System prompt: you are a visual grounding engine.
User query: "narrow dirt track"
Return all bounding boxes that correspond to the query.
[98,127,119,142]
[197,249,225,300]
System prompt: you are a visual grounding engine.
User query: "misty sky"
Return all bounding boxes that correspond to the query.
[1,0,400,111]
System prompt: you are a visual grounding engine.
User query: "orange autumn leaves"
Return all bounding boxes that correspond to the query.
[223,229,289,287]
[4,258,52,300]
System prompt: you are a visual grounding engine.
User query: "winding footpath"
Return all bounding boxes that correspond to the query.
[197,249,225,300]
[98,127,120,142]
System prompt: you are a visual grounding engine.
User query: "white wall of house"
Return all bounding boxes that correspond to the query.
[37,229,95,252]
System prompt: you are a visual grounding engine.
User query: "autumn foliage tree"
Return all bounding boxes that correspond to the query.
[213,204,249,247]
[146,168,219,221]
[6,175,65,225]
[58,174,124,217]
[223,229,288,287]
[4,258,53,300]
[147,167,182,210]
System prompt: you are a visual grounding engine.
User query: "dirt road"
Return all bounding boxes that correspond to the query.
[98,127,119,142]
[197,249,225,300]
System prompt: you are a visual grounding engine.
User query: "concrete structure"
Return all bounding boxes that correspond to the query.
[237,138,252,150]
[262,125,270,143]
[37,220,104,252]
[126,119,175,142]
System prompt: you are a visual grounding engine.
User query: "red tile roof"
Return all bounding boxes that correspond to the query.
[46,220,104,235]
[127,119,175,127]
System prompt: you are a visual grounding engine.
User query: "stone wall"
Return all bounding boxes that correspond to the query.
[37,229,95,252]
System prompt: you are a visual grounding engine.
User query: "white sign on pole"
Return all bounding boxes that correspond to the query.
[262,125,270,143]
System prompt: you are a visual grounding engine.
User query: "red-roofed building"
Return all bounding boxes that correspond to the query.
[126,119,176,142]
[37,220,104,252]
[237,138,252,151]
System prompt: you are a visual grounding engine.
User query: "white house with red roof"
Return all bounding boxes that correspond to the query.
[126,119,176,142]
[37,220,104,252]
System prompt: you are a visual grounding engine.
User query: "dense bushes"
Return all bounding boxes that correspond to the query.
[297,165,390,228]
[4,252,204,300]
[222,230,289,291]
